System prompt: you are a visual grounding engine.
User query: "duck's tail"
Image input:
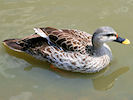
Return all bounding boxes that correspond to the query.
[2,39,24,52]
[3,34,49,53]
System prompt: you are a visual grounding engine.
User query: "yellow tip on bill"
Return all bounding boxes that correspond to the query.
[122,39,130,44]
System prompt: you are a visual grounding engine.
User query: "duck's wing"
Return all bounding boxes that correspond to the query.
[34,27,92,53]
[3,34,48,52]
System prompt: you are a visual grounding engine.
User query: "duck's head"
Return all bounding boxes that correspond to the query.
[92,26,130,48]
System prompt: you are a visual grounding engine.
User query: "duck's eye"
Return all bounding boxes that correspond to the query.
[105,34,116,37]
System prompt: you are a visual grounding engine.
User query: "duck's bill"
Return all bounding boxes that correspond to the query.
[114,37,130,44]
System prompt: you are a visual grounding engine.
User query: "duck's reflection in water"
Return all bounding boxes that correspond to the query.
[4,45,129,91]
[92,67,129,91]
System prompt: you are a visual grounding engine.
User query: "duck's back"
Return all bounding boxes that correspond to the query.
[34,27,92,54]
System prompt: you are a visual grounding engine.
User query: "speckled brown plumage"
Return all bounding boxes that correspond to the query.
[36,27,92,54]
[3,26,129,73]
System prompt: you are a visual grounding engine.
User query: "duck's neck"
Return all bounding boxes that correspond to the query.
[92,34,103,48]
[86,44,104,56]
[91,40,106,56]
[92,46,103,56]
[91,43,112,59]
[92,39,103,49]
[92,43,103,50]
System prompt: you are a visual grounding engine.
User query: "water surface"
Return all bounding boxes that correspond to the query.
[0,0,133,100]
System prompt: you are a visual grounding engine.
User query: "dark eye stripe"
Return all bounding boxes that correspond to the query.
[105,34,116,37]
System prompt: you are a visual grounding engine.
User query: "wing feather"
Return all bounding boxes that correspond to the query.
[34,27,92,53]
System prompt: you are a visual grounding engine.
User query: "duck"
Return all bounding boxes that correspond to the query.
[3,26,130,73]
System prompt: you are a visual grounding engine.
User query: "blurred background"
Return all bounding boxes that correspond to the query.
[0,0,133,100]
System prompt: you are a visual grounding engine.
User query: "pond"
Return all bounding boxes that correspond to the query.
[0,0,133,100]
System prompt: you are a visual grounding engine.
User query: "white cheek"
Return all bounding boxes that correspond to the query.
[100,37,108,42]
[108,36,116,40]
[100,36,116,42]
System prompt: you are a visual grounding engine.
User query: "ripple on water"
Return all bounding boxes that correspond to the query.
[0,53,30,78]
[9,92,32,100]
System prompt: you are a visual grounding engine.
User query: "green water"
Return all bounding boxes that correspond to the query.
[0,0,133,100]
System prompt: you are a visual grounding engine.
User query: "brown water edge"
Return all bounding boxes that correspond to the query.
[2,42,129,91]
